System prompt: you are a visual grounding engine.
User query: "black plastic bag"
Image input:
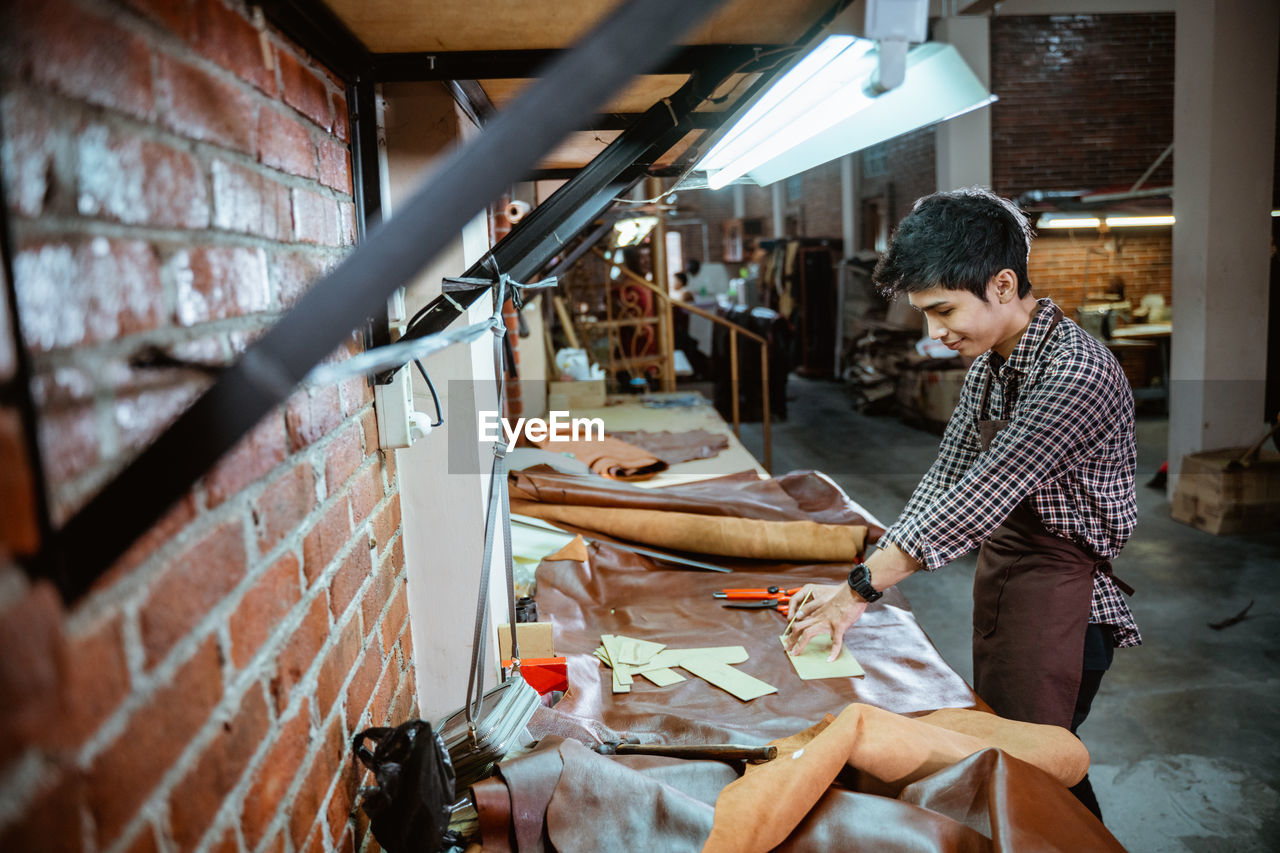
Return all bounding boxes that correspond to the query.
[353,721,461,852]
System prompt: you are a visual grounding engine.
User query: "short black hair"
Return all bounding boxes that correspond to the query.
[873,188,1034,301]
[673,271,688,287]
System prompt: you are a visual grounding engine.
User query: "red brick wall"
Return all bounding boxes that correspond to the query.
[0,1,414,851]
[991,13,1176,199]
[1028,230,1172,315]
[860,127,938,233]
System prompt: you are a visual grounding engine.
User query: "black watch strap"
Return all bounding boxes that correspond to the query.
[847,564,883,603]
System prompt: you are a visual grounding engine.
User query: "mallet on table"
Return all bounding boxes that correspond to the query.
[592,738,777,762]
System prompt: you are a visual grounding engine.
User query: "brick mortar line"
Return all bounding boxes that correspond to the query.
[0,750,55,836]
[278,683,361,853]
[1,77,354,207]
[64,403,374,631]
[239,596,366,853]
[99,463,391,853]
[72,500,259,766]
[11,212,356,251]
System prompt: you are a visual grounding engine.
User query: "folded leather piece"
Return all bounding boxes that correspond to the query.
[532,436,666,480]
[702,703,1091,853]
[900,749,1126,852]
[545,740,724,853]
[511,467,885,537]
[607,429,731,465]
[510,467,878,562]
[477,737,1121,852]
[510,500,866,562]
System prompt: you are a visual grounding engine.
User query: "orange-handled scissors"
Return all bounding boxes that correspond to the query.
[713,586,802,603]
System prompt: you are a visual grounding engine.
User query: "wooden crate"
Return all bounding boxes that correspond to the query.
[1170,448,1280,535]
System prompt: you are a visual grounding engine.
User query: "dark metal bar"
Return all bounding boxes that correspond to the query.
[543,220,615,281]
[349,75,383,239]
[258,0,373,83]
[525,168,584,182]
[447,80,499,126]
[0,112,54,562]
[374,45,781,82]
[348,73,389,365]
[586,113,723,131]
[40,0,730,601]
[399,52,750,344]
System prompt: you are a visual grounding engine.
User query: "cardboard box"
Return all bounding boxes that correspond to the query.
[918,368,967,423]
[1170,448,1280,535]
[497,621,555,660]
[547,378,605,412]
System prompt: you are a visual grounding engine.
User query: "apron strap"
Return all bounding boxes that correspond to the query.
[1094,559,1136,596]
[978,304,1065,421]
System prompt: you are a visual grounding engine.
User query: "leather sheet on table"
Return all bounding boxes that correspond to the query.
[511,467,884,532]
[475,736,1122,853]
[531,435,667,481]
[532,544,979,744]
[509,467,881,563]
[606,429,730,465]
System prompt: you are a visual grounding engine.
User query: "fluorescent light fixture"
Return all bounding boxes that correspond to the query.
[1035,213,1175,229]
[696,36,995,189]
[1038,215,1102,229]
[1104,215,1175,227]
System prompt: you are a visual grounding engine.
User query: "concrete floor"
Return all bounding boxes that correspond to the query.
[735,375,1280,853]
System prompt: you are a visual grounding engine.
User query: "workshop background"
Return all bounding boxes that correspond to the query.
[0,0,1276,852]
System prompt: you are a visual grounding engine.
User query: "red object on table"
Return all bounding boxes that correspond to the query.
[503,657,568,695]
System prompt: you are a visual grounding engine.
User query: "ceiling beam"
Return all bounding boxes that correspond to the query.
[373,44,782,82]
[587,113,722,130]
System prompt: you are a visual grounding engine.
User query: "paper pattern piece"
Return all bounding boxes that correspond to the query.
[595,637,768,698]
[779,634,865,680]
[639,668,685,687]
[680,655,778,702]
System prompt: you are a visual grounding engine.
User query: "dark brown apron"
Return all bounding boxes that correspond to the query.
[971,307,1100,729]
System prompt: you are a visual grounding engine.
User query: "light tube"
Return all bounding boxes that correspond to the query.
[1104,215,1175,227]
[697,38,994,189]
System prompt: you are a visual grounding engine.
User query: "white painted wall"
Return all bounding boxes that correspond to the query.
[1168,0,1278,494]
[381,82,511,722]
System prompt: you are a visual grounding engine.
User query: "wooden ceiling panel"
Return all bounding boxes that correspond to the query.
[537,129,622,169]
[481,75,690,115]
[321,0,833,53]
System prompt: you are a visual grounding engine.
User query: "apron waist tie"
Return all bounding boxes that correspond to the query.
[1094,560,1135,597]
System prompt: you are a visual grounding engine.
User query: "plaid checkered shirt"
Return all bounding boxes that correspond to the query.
[878,297,1141,647]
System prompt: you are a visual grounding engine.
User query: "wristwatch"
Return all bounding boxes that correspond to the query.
[846,564,883,603]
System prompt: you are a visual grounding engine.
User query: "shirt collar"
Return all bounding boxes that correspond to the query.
[991,297,1057,379]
